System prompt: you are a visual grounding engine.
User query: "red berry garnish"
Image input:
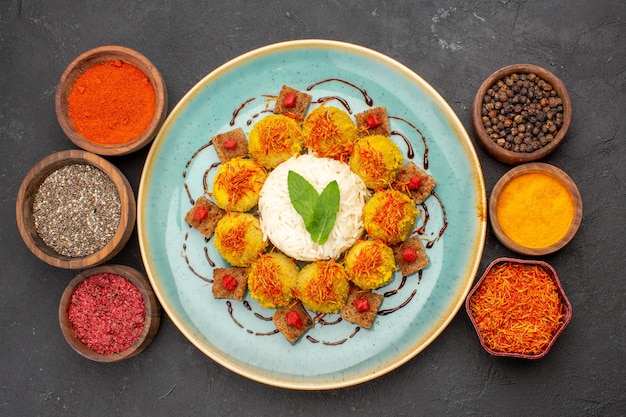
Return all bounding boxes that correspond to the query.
[193,205,209,221]
[354,297,370,312]
[221,274,238,291]
[402,247,418,262]
[407,175,422,191]
[283,92,297,108]
[365,113,382,128]
[223,139,238,149]
[286,310,303,328]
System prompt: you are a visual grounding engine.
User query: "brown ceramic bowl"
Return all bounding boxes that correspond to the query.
[466,257,572,359]
[59,264,161,362]
[489,162,582,256]
[15,150,136,269]
[55,45,167,156]
[471,64,572,164]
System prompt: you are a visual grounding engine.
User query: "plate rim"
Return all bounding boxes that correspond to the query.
[138,39,487,390]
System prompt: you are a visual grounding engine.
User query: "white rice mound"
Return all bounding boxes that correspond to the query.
[258,154,370,262]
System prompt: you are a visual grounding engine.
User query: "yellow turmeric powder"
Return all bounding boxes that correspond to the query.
[496,172,574,248]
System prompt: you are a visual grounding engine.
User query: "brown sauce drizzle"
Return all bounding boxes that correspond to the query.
[241,301,273,321]
[316,315,343,326]
[230,97,255,126]
[182,234,213,283]
[183,183,194,205]
[378,289,417,316]
[203,246,216,268]
[314,96,352,113]
[185,140,214,172]
[306,78,373,106]
[202,162,220,194]
[389,115,429,169]
[227,301,244,328]
[425,191,448,249]
[384,275,408,297]
[391,130,415,159]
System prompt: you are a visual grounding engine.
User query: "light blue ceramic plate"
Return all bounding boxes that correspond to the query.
[138,40,486,390]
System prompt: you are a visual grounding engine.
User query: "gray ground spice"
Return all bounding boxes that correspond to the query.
[32,164,121,257]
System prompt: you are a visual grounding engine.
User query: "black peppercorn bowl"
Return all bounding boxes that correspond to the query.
[16,150,136,269]
[58,264,161,362]
[471,64,572,165]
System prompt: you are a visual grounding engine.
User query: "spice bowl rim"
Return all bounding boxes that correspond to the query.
[55,44,168,156]
[465,257,573,359]
[471,63,572,165]
[15,149,136,270]
[489,162,583,256]
[58,264,161,362]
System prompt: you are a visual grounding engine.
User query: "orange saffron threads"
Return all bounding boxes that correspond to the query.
[68,60,156,145]
[356,144,386,181]
[213,158,267,212]
[258,116,301,155]
[249,255,284,299]
[469,262,565,355]
[303,107,357,161]
[305,261,344,304]
[219,220,248,254]
[368,191,417,243]
[350,243,384,278]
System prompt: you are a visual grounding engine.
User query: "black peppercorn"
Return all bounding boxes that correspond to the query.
[480,71,564,154]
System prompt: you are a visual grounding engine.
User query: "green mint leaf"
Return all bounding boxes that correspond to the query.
[287,171,340,245]
[288,170,318,226]
[310,180,340,244]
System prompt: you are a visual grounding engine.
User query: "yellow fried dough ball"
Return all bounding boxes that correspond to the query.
[213,212,267,267]
[344,239,397,290]
[349,134,403,189]
[296,260,350,313]
[363,189,418,245]
[212,157,267,212]
[303,106,358,161]
[247,252,299,309]
[248,114,304,169]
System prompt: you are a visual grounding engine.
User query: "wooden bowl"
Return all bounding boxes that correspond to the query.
[489,162,582,256]
[466,257,572,359]
[55,45,167,156]
[16,150,136,269]
[59,264,161,362]
[471,64,572,164]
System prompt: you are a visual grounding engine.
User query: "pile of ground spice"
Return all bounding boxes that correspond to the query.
[68,60,156,145]
[32,164,121,257]
[68,272,146,355]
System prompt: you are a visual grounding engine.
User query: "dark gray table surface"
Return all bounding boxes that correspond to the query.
[2,1,624,416]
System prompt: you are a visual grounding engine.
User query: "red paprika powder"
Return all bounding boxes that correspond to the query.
[68,60,156,145]
[68,272,146,355]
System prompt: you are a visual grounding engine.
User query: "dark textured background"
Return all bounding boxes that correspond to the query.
[2,1,625,416]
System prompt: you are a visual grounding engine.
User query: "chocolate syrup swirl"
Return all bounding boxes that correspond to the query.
[389,115,429,169]
[306,78,373,106]
[314,96,352,113]
[230,97,255,126]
